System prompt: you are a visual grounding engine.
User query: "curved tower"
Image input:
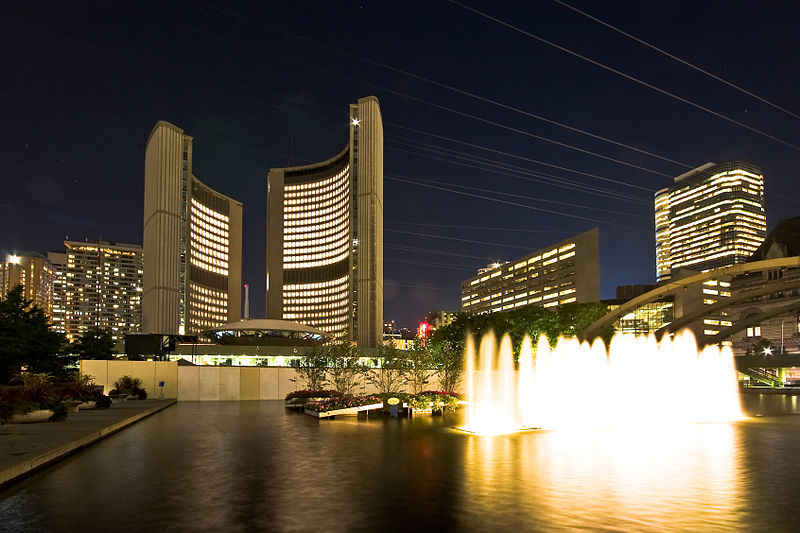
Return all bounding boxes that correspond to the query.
[143,121,242,335]
[266,96,383,347]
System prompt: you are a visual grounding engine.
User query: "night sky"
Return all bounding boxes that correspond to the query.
[2,1,799,329]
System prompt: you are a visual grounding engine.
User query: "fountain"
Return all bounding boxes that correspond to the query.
[460,330,743,435]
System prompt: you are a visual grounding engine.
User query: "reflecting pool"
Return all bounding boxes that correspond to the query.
[2,395,800,532]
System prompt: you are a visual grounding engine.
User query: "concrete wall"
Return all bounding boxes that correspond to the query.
[80,360,178,399]
[80,361,452,401]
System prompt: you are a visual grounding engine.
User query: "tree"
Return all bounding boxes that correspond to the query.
[366,343,408,394]
[289,347,329,391]
[0,286,69,384]
[404,340,435,394]
[427,302,613,360]
[74,328,116,360]
[326,339,364,396]
[428,338,463,393]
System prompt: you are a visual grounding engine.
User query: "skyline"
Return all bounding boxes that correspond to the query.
[3,1,800,329]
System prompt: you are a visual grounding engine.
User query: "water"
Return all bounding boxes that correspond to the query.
[2,396,800,532]
[465,331,743,434]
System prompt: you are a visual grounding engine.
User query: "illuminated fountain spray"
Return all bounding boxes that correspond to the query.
[460,330,743,435]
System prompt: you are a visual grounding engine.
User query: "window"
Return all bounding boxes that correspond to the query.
[746,326,761,337]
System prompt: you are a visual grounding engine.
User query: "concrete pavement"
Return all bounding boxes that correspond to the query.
[0,399,176,487]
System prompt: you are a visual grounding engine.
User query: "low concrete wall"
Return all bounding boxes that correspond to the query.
[80,361,451,401]
[80,360,178,399]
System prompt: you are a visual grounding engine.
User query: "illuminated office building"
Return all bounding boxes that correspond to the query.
[48,241,143,342]
[143,121,243,335]
[266,96,383,347]
[0,251,55,316]
[655,161,766,282]
[461,228,600,314]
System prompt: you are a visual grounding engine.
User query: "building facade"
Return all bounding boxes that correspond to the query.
[655,161,766,282]
[47,240,143,342]
[143,121,243,335]
[461,228,600,314]
[0,251,56,316]
[266,96,383,347]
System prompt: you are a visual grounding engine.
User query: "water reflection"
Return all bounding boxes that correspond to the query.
[2,398,800,532]
[462,423,743,531]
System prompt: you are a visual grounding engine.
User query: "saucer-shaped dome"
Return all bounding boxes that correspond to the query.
[203,319,328,346]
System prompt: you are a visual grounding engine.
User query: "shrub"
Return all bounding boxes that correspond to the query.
[113,375,147,398]
[63,372,99,401]
[305,394,382,413]
[0,390,12,424]
[95,395,112,408]
[285,389,341,401]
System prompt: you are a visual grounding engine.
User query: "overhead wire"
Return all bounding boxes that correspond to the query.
[386,174,647,230]
[554,0,800,122]
[385,135,653,198]
[385,122,664,191]
[448,0,800,152]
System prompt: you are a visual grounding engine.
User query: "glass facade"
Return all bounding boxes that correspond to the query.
[655,161,766,282]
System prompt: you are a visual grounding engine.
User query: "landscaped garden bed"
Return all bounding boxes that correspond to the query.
[303,394,383,418]
[1,371,112,425]
[284,389,342,410]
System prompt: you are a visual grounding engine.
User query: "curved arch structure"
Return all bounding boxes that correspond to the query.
[266,97,383,347]
[580,257,800,340]
[655,277,800,338]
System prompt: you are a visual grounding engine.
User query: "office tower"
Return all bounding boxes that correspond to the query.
[655,161,766,282]
[48,240,143,342]
[143,121,243,335]
[461,228,600,314]
[266,96,383,347]
[0,251,56,316]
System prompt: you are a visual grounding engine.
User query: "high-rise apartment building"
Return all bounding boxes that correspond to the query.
[655,161,766,282]
[143,121,243,335]
[0,251,56,316]
[48,240,143,342]
[461,228,600,314]
[266,96,383,347]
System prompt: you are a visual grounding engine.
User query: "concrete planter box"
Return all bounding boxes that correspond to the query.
[285,397,330,410]
[64,400,82,413]
[78,400,97,410]
[9,409,52,424]
[304,402,384,419]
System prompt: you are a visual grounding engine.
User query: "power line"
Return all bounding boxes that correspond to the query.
[449,0,800,152]
[189,0,691,169]
[387,221,646,236]
[386,134,654,198]
[554,0,800,122]
[386,243,502,261]
[386,122,664,191]
[387,176,650,218]
[385,258,477,271]
[387,229,543,250]
[387,174,647,230]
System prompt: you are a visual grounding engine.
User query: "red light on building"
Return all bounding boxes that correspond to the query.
[417,321,431,344]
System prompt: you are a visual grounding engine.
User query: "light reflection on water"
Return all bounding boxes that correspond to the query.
[462,424,743,531]
[1,396,800,532]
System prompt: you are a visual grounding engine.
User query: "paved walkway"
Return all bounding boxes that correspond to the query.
[0,399,176,487]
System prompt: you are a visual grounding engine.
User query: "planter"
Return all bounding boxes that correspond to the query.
[64,400,83,413]
[9,409,52,424]
[109,395,127,403]
[304,402,384,419]
[78,400,97,410]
